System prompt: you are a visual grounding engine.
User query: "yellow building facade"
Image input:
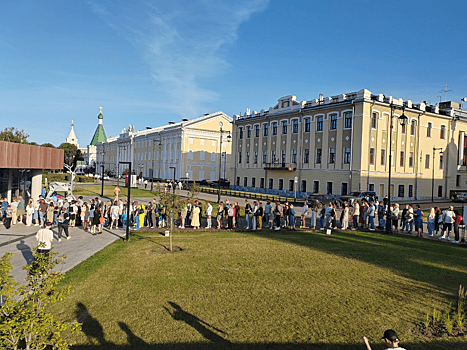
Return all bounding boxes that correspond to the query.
[97,111,232,182]
[231,89,467,200]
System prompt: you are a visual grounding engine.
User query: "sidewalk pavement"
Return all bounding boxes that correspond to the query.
[0,221,125,285]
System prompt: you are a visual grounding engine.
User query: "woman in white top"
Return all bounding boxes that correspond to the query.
[440,206,455,240]
[26,199,35,226]
[427,207,435,237]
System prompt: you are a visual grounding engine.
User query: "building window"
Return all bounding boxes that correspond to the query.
[278,179,283,190]
[330,114,337,130]
[304,149,309,164]
[400,151,405,167]
[244,177,248,187]
[440,155,444,169]
[254,152,258,164]
[313,181,319,193]
[292,150,297,163]
[317,116,323,132]
[260,178,265,188]
[329,148,336,164]
[281,150,286,164]
[246,152,250,164]
[408,185,413,197]
[282,121,288,134]
[301,180,306,192]
[326,182,333,195]
[262,151,267,163]
[271,150,276,163]
[411,120,416,136]
[200,151,205,160]
[236,177,240,186]
[440,125,446,139]
[368,184,375,191]
[409,152,413,167]
[457,175,461,187]
[344,112,352,128]
[401,123,406,134]
[272,122,277,135]
[381,149,386,166]
[304,118,311,132]
[425,154,430,169]
[316,149,322,164]
[238,152,242,164]
[293,120,298,133]
[289,179,294,191]
[427,122,432,137]
[252,177,256,188]
[239,128,243,139]
[269,178,273,189]
[344,147,351,164]
[247,126,251,138]
[255,125,260,137]
[369,148,375,165]
[264,124,269,137]
[398,185,404,198]
[371,113,377,129]
[438,186,443,197]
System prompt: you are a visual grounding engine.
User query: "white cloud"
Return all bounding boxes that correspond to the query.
[90,0,269,118]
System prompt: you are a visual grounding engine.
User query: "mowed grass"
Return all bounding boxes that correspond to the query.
[51,229,467,350]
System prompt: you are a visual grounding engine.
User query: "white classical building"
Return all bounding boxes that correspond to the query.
[95,111,233,182]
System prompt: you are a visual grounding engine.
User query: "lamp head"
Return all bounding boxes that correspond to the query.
[399,113,408,126]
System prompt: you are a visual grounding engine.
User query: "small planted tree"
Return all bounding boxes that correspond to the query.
[0,248,81,349]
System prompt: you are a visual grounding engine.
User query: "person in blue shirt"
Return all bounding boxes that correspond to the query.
[264,200,272,229]
[414,204,423,237]
[288,204,296,230]
[368,201,376,231]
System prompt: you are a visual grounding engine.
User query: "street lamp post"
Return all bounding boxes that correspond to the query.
[217,121,232,203]
[119,161,132,241]
[386,105,408,234]
[432,148,443,202]
[169,166,176,194]
[100,165,105,197]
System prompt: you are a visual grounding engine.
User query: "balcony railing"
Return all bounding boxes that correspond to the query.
[263,162,296,171]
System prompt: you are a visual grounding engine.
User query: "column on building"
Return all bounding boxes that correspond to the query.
[459,131,465,165]
[31,169,42,201]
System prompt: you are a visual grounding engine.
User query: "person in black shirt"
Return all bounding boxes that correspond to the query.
[57,208,70,241]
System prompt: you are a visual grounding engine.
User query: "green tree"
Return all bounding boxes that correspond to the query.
[0,127,29,144]
[58,143,79,167]
[0,249,81,349]
[41,143,56,148]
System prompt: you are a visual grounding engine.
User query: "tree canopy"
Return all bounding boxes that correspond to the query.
[58,142,79,167]
[41,142,56,148]
[0,127,29,143]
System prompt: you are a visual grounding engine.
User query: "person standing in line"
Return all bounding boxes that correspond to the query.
[46,202,54,226]
[301,200,309,229]
[244,199,252,229]
[234,202,240,229]
[273,202,282,230]
[17,195,25,224]
[57,208,70,241]
[144,179,148,189]
[191,203,200,229]
[26,199,34,226]
[363,329,406,350]
[216,202,224,229]
[324,203,333,229]
[110,201,120,229]
[391,204,400,232]
[11,197,18,225]
[413,205,423,237]
[434,207,441,235]
[4,205,13,229]
[368,201,376,231]
[440,206,454,241]
[310,201,317,229]
[264,200,272,229]
[283,202,290,228]
[427,207,435,237]
[39,199,48,227]
[352,202,360,230]
[186,199,192,227]
[288,204,296,230]
[1,197,8,224]
[251,201,258,230]
[452,210,462,244]
[341,201,350,230]
[227,203,234,230]
[257,202,263,229]
[205,202,212,229]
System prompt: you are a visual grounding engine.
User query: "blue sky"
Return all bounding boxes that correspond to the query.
[1,0,466,146]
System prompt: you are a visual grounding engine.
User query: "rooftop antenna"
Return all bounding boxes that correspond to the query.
[440,84,453,101]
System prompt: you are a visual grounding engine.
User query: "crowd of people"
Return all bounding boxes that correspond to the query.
[1,186,465,244]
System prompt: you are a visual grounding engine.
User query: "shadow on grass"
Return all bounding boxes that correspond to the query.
[241,229,467,297]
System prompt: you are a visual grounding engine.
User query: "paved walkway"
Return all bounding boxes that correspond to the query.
[0,221,126,284]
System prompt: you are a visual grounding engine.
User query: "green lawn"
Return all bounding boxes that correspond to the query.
[72,185,158,198]
[51,229,467,350]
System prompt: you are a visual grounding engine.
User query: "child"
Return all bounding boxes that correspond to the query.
[363,329,406,350]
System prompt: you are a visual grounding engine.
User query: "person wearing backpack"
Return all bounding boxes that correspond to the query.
[439,206,454,241]
[414,205,423,237]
